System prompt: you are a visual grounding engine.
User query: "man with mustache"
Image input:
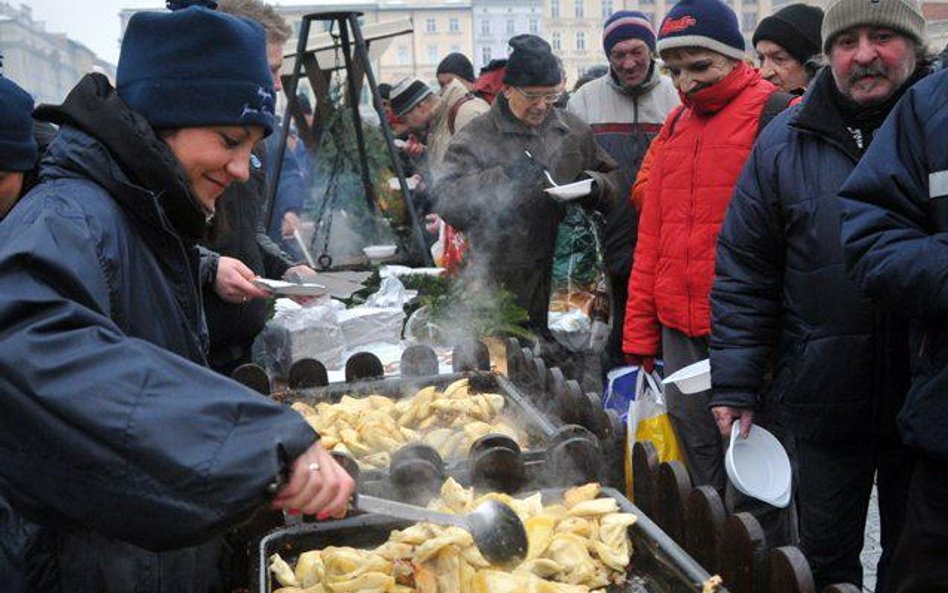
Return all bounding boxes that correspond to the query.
[622,0,783,521]
[708,0,930,589]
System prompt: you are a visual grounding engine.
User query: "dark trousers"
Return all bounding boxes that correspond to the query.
[603,271,629,376]
[795,436,911,592]
[887,454,948,593]
[662,326,795,547]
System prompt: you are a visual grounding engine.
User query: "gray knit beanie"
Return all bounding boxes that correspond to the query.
[822,0,926,53]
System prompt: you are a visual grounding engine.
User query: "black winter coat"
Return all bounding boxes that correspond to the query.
[840,69,948,459]
[433,96,618,330]
[709,68,911,441]
[0,74,315,592]
[202,144,295,375]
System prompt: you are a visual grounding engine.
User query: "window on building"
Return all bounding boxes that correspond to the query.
[640,0,655,5]
[451,44,461,53]
[428,44,439,65]
[449,17,460,33]
[741,11,756,31]
[552,31,561,51]
[481,45,492,65]
[397,46,409,66]
[506,19,515,35]
[425,18,436,33]
[481,18,490,35]
[529,18,538,34]
[575,0,584,18]
[576,31,585,50]
[551,0,559,18]
[602,0,614,18]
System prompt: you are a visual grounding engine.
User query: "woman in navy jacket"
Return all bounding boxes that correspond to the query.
[0,3,353,591]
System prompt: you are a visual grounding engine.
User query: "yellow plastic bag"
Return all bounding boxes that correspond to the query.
[624,369,683,499]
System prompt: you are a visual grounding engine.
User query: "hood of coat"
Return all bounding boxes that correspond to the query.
[679,61,771,115]
[34,73,208,243]
[791,64,930,161]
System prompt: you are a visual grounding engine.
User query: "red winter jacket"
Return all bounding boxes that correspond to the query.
[623,63,776,356]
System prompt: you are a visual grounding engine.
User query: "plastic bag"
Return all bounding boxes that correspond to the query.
[551,204,602,289]
[624,368,683,498]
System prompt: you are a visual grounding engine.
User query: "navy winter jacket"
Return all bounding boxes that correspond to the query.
[710,68,910,441]
[840,69,948,459]
[0,74,315,591]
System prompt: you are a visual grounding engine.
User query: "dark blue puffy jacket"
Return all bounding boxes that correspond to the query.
[0,74,315,592]
[840,68,948,459]
[710,68,911,441]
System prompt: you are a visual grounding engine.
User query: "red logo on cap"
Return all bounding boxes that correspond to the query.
[660,15,697,36]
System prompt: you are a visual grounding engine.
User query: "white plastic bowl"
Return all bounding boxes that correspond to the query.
[544,178,594,202]
[662,358,711,394]
[363,244,397,260]
[725,423,792,508]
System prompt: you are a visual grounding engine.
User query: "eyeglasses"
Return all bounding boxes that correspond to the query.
[511,87,562,105]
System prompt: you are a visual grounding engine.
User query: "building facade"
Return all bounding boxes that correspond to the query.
[1,2,114,104]
[471,0,544,73]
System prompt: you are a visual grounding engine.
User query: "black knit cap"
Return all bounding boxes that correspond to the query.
[502,34,562,87]
[437,52,475,83]
[753,4,824,64]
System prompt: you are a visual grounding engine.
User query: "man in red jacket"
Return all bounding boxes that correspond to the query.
[623,0,780,501]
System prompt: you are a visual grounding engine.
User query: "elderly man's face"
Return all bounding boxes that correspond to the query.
[756,40,809,93]
[402,96,436,132]
[609,38,652,88]
[830,26,916,105]
[504,84,561,127]
[661,48,737,97]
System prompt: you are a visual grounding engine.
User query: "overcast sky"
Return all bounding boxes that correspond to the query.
[26,0,323,66]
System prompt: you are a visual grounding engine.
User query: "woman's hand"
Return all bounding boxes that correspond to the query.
[214,256,271,303]
[272,441,356,520]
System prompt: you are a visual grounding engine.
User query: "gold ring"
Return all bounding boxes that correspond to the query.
[308,462,320,472]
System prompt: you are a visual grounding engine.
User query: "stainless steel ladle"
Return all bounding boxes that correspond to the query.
[355,494,528,567]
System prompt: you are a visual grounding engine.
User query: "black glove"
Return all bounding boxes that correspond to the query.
[577,174,601,209]
[503,153,545,189]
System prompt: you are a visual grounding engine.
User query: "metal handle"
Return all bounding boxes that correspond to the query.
[354,494,467,528]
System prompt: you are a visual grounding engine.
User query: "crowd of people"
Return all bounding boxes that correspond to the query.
[1,0,947,591]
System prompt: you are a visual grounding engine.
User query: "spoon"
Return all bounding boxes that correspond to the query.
[524,150,559,187]
[355,493,528,567]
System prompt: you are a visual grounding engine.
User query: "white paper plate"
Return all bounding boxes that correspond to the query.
[387,177,419,191]
[544,178,594,202]
[252,278,328,297]
[381,265,446,278]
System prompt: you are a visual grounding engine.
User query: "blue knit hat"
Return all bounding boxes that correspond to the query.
[656,0,746,61]
[117,1,275,134]
[603,11,657,56]
[0,76,38,171]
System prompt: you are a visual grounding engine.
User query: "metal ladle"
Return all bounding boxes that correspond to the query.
[355,494,528,567]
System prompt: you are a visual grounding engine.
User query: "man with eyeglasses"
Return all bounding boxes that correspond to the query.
[433,34,618,342]
[568,10,679,377]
